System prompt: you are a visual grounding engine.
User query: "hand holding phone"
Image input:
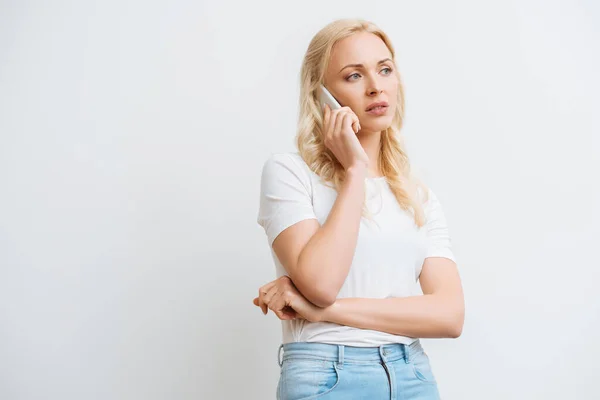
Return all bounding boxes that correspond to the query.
[318,84,368,170]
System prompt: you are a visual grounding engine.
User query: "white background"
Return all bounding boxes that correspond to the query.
[1,1,598,399]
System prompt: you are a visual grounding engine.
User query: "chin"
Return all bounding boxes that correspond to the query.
[363,117,394,132]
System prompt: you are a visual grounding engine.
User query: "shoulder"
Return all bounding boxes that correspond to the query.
[261,151,307,168]
[259,152,316,196]
[260,152,311,180]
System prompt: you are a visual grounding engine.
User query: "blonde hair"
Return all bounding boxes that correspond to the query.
[296,18,430,227]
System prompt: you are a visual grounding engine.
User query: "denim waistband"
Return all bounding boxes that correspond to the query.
[278,340,423,367]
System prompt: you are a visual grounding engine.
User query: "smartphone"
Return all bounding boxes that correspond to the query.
[319,84,342,111]
[319,84,360,133]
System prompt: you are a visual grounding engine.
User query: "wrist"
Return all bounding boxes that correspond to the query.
[320,300,340,323]
[346,164,367,180]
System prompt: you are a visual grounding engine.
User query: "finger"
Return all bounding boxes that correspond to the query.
[341,112,354,134]
[258,297,268,315]
[271,291,294,320]
[258,281,277,297]
[263,285,278,304]
[350,113,360,133]
[338,107,359,133]
[268,291,286,319]
[333,109,347,139]
[326,106,338,140]
[257,291,268,314]
[353,112,361,132]
[336,111,353,140]
[253,297,259,306]
[257,298,267,315]
[271,296,297,320]
[261,286,279,315]
[257,281,278,314]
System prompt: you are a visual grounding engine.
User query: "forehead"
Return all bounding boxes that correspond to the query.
[328,32,392,70]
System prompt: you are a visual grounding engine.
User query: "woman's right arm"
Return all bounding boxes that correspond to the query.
[258,105,368,308]
[272,163,366,307]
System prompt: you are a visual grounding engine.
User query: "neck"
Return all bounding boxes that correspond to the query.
[356,129,383,178]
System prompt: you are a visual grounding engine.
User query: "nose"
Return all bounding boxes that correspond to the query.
[367,84,382,96]
[366,73,383,96]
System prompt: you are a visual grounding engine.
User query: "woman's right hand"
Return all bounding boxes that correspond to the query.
[322,104,369,171]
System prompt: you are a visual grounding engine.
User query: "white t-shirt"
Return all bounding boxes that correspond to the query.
[257,152,456,346]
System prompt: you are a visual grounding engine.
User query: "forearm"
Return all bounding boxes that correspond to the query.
[295,166,366,306]
[321,295,464,338]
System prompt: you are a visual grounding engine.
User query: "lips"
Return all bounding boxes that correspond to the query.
[366,101,389,111]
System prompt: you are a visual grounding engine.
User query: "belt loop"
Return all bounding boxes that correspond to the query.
[277,344,284,367]
[404,343,410,364]
[337,345,344,369]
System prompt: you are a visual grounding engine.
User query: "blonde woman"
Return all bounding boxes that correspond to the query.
[254,18,464,400]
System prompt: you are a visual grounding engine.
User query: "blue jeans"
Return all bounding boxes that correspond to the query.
[276,340,441,400]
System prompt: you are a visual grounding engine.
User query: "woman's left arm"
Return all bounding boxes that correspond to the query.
[322,257,465,339]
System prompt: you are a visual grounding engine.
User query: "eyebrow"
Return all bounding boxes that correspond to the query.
[339,58,393,73]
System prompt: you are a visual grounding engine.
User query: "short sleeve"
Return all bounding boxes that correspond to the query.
[257,153,318,247]
[423,188,456,263]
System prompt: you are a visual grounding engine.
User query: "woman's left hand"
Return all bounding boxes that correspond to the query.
[253,276,326,323]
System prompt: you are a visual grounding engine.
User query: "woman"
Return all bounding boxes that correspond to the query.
[253,18,464,400]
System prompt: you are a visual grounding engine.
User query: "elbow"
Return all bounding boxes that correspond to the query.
[296,279,337,308]
[446,307,465,338]
[438,297,464,338]
[308,285,337,308]
[293,279,338,308]
[448,321,463,338]
[294,257,340,308]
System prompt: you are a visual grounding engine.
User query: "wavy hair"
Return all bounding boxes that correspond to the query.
[296,18,429,227]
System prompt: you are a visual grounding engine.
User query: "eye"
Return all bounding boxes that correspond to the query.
[381,67,393,75]
[346,73,361,81]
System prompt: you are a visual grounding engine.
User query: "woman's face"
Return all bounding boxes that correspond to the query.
[323,32,399,133]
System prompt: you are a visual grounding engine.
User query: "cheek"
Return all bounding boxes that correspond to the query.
[385,78,399,96]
